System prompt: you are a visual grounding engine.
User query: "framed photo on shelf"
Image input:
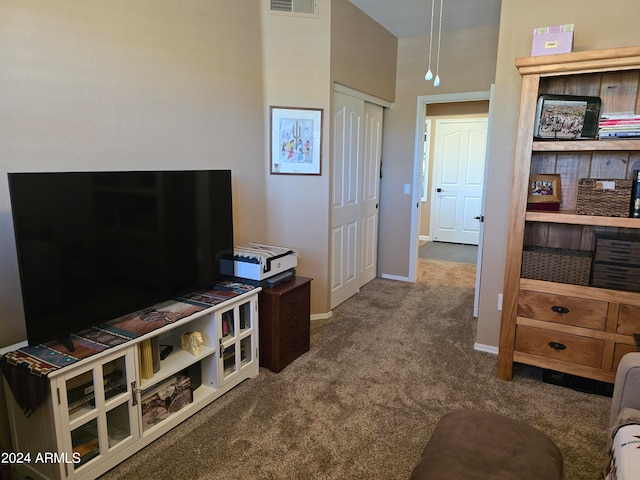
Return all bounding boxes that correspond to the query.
[528,174,562,204]
[270,106,323,175]
[533,94,601,140]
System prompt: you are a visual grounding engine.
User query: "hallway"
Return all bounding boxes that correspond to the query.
[418,241,477,264]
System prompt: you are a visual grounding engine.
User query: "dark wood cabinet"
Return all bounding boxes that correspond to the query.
[259,276,312,372]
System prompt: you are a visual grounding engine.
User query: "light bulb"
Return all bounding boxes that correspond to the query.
[434,75,440,87]
[425,69,433,81]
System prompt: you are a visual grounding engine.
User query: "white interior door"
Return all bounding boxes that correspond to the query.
[474,86,494,317]
[359,102,382,287]
[331,92,363,309]
[431,118,487,245]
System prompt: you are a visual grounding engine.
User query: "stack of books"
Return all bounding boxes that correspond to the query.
[598,113,640,139]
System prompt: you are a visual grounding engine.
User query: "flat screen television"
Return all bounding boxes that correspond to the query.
[8,170,234,351]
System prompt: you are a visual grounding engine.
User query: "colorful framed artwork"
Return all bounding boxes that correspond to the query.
[270,106,323,175]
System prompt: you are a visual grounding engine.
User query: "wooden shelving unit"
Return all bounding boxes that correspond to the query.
[497,46,640,384]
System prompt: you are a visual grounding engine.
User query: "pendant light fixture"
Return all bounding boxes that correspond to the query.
[433,0,443,86]
[424,0,435,81]
[425,0,444,87]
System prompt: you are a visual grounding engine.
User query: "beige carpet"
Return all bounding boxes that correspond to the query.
[99,259,610,480]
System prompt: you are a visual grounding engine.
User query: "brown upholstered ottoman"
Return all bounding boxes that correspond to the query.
[409,409,563,480]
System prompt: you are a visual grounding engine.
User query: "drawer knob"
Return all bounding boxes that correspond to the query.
[551,305,570,314]
[548,341,567,350]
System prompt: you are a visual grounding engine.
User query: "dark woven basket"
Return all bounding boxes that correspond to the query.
[576,178,632,217]
[521,246,592,285]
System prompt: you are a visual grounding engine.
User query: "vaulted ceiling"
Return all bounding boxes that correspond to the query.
[348,0,502,38]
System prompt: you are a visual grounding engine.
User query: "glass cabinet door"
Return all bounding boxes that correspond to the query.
[219,299,256,385]
[58,347,139,477]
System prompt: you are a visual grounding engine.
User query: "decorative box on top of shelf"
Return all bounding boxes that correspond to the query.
[497,45,640,385]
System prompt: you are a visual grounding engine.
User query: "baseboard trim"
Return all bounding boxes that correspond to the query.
[311,312,333,321]
[474,343,498,355]
[380,273,411,282]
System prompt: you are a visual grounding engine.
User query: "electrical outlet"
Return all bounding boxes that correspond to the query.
[403,184,411,195]
[497,294,503,311]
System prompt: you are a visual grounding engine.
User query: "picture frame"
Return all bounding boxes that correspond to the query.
[528,174,562,203]
[534,94,601,140]
[270,106,323,175]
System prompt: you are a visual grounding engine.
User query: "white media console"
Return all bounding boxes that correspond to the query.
[3,288,260,480]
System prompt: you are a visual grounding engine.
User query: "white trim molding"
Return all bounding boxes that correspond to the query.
[409,90,491,283]
[473,343,498,355]
[311,312,333,321]
[333,83,394,109]
[380,273,412,282]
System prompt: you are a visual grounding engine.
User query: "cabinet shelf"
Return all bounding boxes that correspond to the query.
[532,139,640,152]
[139,383,216,438]
[69,407,99,432]
[138,343,215,391]
[525,209,640,227]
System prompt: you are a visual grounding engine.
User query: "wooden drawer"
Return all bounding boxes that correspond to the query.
[278,332,310,368]
[613,343,637,371]
[518,290,608,330]
[617,304,640,335]
[515,325,604,369]
[591,263,640,291]
[596,237,640,254]
[279,311,310,343]
[280,286,310,318]
[595,246,640,263]
[591,277,640,292]
[592,263,640,281]
[594,237,640,266]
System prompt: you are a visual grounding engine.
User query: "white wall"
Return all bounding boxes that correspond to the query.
[0,0,267,347]
[0,0,267,448]
[261,0,332,315]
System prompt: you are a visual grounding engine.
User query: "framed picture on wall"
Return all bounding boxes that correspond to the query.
[270,106,323,175]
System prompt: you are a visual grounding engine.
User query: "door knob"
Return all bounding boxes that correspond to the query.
[436,188,443,192]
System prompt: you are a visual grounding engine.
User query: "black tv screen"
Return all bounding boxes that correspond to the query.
[8,170,234,349]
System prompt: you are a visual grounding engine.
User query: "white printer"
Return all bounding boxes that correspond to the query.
[220,243,298,287]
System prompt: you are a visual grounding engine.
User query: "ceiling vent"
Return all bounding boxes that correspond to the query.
[269,0,318,18]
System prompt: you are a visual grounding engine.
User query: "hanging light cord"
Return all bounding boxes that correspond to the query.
[425,0,435,80]
[433,0,443,86]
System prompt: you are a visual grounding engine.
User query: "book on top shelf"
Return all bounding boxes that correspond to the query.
[598,112,640,139]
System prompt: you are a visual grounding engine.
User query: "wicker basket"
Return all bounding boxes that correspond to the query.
[576,178,632,217]
[521,246,592,285]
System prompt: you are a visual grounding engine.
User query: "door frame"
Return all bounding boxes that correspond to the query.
[410,90,492,313]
